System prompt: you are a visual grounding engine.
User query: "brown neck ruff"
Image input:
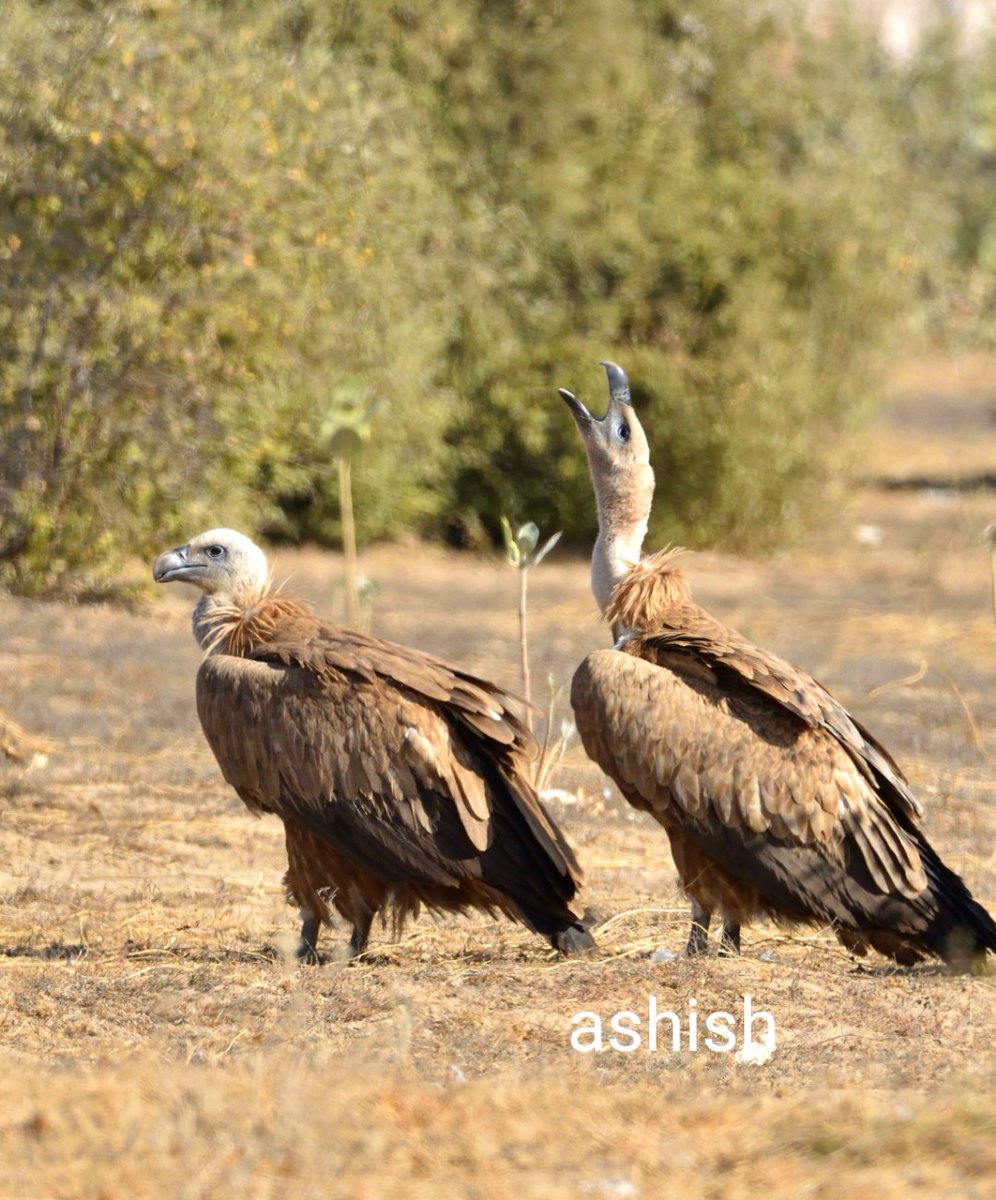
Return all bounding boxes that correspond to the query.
[604,547,691,634]
[194,587,312,657]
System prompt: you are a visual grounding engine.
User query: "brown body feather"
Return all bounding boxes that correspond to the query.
[574,557,996,964]
[194,593,592,957]
[561,361,995,965]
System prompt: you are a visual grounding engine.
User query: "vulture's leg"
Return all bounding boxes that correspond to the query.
[684,900,712,957]
[347,908,375,959]
[719,920,741,957]
[296,909,321,965]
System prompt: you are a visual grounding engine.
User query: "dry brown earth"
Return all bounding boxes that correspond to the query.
[1,355,994,1198]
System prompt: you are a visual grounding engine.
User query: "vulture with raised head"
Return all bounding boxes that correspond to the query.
[154,529,595,961]
[560,361,996,968]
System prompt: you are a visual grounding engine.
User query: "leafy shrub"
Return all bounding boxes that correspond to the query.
[412,0,916,549]
[0,1,453,592]
[0,1,988,594]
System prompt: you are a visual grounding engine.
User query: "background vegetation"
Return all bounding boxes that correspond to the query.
[1,0,994,593]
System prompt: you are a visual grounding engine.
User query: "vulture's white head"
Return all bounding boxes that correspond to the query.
[559,361,656,612]
[153,528,269,606]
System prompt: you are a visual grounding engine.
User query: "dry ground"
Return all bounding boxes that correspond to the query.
[1,354,995,1198]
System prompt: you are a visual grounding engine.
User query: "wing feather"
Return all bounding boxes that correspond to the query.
[571,648,926,899]
[638,603,922,821]
[196,650,577,899]
[254,619,529,754]
[633,604,926,820]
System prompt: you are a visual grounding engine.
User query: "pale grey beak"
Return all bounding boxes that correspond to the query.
[558,359,633,426]
[558,386,596,426]
[598,360,632,407]
[153,545,202,584]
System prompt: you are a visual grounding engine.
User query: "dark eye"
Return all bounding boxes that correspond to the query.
[617,423,630,442]
[206,545,225,560]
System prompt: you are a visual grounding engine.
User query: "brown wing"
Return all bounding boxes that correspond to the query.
[196,650,583,912]
[572,647,927,900]
[252,615,534,752]
[634,600,922,821]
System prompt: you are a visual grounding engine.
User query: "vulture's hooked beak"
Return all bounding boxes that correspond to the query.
[558,360,633,429]
[153,544,203,585]
[557,385,594,427]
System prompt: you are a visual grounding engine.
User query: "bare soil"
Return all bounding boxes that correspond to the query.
[1,354,995,1199]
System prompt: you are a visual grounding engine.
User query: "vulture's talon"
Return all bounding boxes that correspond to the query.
[719,923,741,957]
[683,928,710,958]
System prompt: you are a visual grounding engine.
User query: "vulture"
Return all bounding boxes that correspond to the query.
[154,528,595,961]
[559,361,996,968]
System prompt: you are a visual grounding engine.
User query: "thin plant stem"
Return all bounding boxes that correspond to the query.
[519,565,531,731]
[535,683,556,787]
[338,454,359,628]
[534,682,571,793]
[990,546,996,640]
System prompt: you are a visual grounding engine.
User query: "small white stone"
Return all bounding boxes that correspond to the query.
[735,1030,776,1065]
[540,788,578,806]
[854,524,882,546]
[580,1180,638,1198]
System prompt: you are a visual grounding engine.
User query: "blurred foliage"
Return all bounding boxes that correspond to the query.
[1,0,994,593]
[0,0,454,592]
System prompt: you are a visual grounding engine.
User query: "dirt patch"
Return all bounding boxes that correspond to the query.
[1,354,995,1197]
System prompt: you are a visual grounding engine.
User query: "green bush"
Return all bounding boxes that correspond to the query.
[0,1,453,592]
[415,0,916,548]
[0,0,989,594]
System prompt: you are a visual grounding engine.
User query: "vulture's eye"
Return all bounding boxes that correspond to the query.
[206,545,225,560]
[616,422,631,443]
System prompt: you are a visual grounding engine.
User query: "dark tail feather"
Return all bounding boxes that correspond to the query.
[933,895,996,968]
[918,841,996,967]
[516,902,598,955]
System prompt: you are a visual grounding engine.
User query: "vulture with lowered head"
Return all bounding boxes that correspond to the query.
[560,360,996,968]
[154,528,595,961]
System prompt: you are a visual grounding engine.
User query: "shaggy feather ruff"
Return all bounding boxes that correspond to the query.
[604,548,691,632]
[195,582,311,658]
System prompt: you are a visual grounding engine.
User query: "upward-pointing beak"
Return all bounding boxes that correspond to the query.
[558,387,599,427]
[153,545,201,584]
[559,360,633,429]
[598,360,632,407]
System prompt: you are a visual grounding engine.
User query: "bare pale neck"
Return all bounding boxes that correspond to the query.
[192,594,238,652]
[590,462,655,613]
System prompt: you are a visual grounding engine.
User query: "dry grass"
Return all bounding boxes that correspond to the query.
[1,353,995,1197]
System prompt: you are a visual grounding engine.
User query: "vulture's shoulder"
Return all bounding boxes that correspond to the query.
[615,601,921,821]
[199,616,533,755]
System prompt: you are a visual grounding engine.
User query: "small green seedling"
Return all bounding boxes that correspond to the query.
[501,517,561,732]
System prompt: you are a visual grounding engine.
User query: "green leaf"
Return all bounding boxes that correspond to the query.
[531,530,561,566]
[516,522,539,556]
[500,515,520,566]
